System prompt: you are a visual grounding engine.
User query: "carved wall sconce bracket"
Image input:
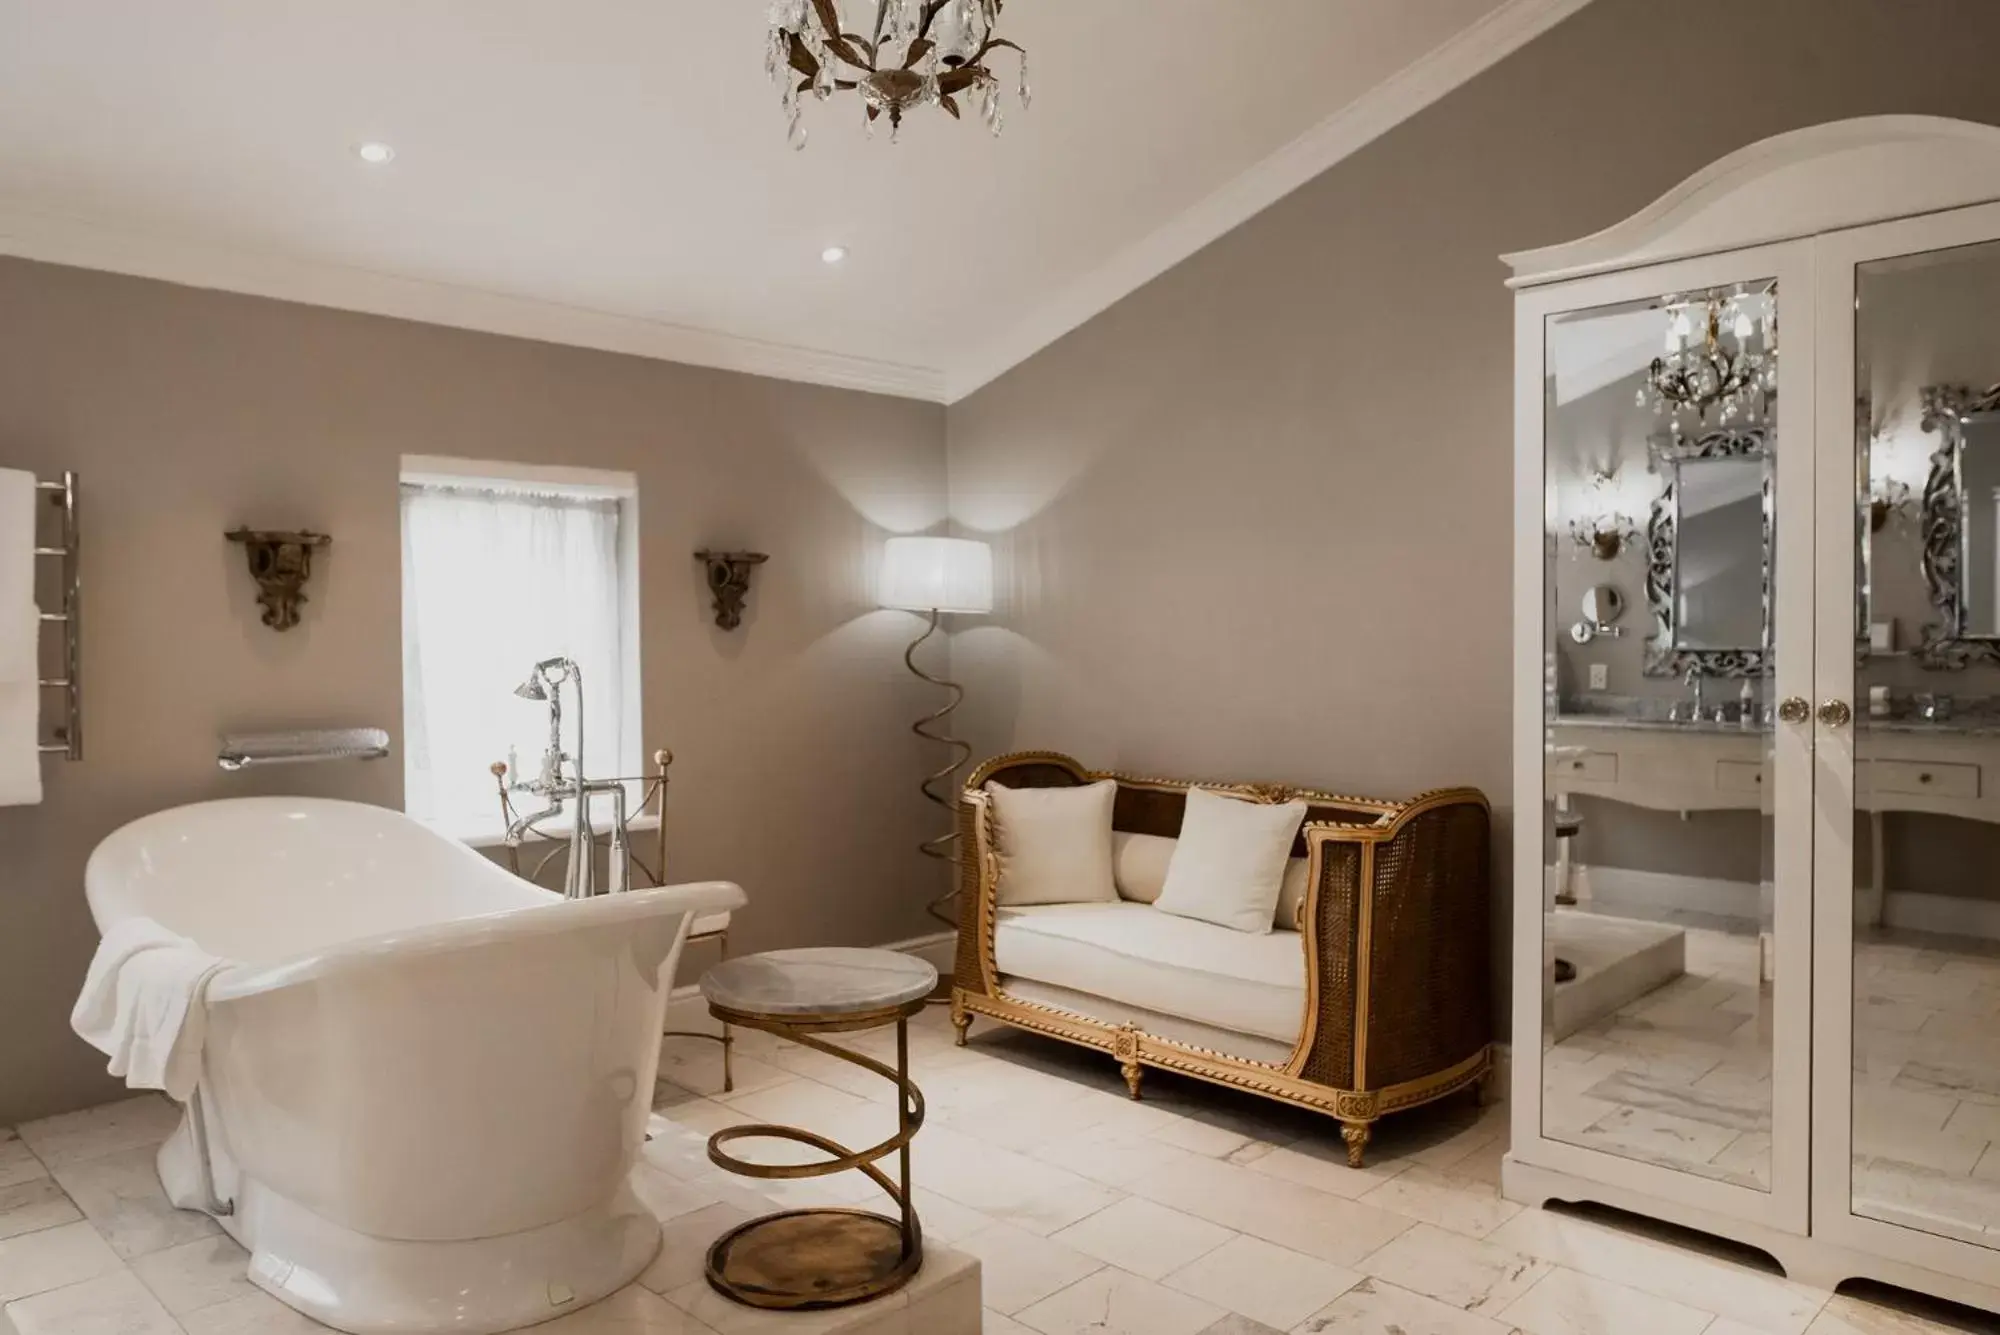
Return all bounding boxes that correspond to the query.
[226,529,331,632]
[696,550,769,630]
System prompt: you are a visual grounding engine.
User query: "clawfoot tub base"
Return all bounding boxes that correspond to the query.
[161,1119,661,1335]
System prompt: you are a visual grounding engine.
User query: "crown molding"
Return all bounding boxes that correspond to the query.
[0,204,948,402]
[941,0,1597,403]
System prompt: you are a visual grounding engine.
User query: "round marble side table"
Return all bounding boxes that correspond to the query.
[698,947,937,1311]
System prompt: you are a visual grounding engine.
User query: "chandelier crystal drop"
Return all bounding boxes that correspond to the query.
[1640,286,1778,428]
[767,0,1029,148]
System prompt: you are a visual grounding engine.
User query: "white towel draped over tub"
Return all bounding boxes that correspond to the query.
[0,468,40,806]
[72,918,230,1101]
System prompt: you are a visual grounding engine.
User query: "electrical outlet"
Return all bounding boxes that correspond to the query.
[1589,664,1609,691]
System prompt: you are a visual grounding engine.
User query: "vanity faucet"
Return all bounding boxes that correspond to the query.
[1671,667,1708,723]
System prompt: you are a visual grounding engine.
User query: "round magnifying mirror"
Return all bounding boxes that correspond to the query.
[1581,585,1624,626]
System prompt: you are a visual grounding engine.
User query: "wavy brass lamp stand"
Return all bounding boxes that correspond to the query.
[905,607,972,928]
[877,535,995,932]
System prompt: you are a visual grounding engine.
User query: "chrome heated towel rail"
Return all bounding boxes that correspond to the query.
[34,472,80,759]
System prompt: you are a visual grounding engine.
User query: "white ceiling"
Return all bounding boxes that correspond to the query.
[0,0,1584,401]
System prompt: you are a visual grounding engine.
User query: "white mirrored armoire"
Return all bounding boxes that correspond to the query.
[1507,116,2000,1309]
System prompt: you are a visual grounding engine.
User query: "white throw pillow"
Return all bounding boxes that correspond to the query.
[1155,787,1308,934]
[1110,831,1178,904]
[987,780,1120,907]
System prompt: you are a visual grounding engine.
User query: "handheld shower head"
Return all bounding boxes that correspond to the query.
[514,672,548,701]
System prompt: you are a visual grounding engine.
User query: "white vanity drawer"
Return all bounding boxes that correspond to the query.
[1865,759,1980,800]
[1714,760,1767,794]
[1550,751,1617,783]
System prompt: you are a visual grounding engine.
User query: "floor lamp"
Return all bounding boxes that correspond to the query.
[878,536,994,927]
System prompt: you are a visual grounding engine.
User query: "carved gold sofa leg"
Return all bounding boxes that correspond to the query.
[1340,1121,1372,1168]
[1120,1059,1144,1101]
[950,1000,971,1048]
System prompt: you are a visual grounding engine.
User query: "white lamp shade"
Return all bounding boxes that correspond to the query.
[878,536,994,614]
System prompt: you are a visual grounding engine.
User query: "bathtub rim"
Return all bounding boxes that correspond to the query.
[203,878,746,1005]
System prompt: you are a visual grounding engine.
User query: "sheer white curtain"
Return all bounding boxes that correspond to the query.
[401,481,626,834]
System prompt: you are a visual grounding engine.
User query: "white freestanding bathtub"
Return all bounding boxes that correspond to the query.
[82,797,745,1335]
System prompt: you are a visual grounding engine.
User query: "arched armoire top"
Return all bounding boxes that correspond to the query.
[1504,115,2000,288]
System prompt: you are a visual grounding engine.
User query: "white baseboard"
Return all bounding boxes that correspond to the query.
[663,930,955,1037]
[1564,865,2000,944]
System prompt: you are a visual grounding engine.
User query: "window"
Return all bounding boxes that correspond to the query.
[400,457,640,838]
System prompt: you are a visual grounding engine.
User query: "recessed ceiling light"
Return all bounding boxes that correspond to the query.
[821,245,848,265]
[355,142,396,165]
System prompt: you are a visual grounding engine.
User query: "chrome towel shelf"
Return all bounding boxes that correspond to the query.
[35,472,80,760]
[218,728,391,771]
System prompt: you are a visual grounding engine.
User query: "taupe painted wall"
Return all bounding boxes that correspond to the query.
[942,0,2000,1015]
[0,258,947,1124]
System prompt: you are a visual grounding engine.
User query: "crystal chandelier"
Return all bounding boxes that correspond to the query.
[1641,288,1777,426]
[766,0,1029,148]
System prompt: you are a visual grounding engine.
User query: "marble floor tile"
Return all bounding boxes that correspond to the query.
[1295,1276,1513,1334]
[1584,1066,1770,1133]
[1014,1266,1224,1335]
[126,1234,254,1316]
[630,1162,725,1224]
[1049,1196,1233,1282]
[1242,1142,1410,1201]
[1128,1152,1414,1268]
[983,1309,1033,1334]
[0,1134,46,1192]
[910,1127,1123,1235]
[1161,1234,1360,1331]
[654,1044,791,1101]
[49,1146,218,1259]
[1029,1126,1205,1191]
[537,1282,721,1335]
[1567,1104,1741,1167]
[1893,1061,2000,1108]
[0,1180,80,1242]
[953,1220,1103,1315]
[14,1099,180,1173]
[1194,1317,1286,1335]
[1485,1210,1824,1335]
[0,1223,123,1304]
[1148,1115,1268,1161]
[1495,1267,1712,1335]
[1354,1222,1553,1318]
[4,1269,181,1335]
[1804,1293,1988,1334]
[907,1189,995,1245]
[1355,1167,1521,1240]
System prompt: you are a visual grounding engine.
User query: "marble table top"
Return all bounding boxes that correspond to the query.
[701,947,939,1018]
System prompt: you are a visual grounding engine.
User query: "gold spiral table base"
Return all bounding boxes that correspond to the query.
[701,997,927,1311]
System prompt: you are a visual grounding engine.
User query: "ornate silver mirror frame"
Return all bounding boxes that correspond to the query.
[1917,382,2000,668]
[1644,426,1773,678]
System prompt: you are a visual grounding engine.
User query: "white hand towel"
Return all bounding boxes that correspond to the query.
[0,470,40,806]
[72,919,230,1101]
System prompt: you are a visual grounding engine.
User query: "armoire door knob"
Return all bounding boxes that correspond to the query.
[1777,697,1811,725]
[1818,699,1853,729]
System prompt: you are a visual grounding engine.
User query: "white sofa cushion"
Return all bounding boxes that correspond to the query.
[1155,788,1308,934]
[987,780,1119,906]
[993,901,1305,1044]
[1113,831,1311,930]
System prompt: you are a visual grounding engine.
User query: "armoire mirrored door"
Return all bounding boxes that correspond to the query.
[1529,240,1815,1228]
[1818,201,2000,1272]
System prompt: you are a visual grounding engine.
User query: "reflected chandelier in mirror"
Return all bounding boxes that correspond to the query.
[1918,382,2000,667]
[1645,427,1772,678]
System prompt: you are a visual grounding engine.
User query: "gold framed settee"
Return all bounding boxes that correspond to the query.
[949,751,1493,1166]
